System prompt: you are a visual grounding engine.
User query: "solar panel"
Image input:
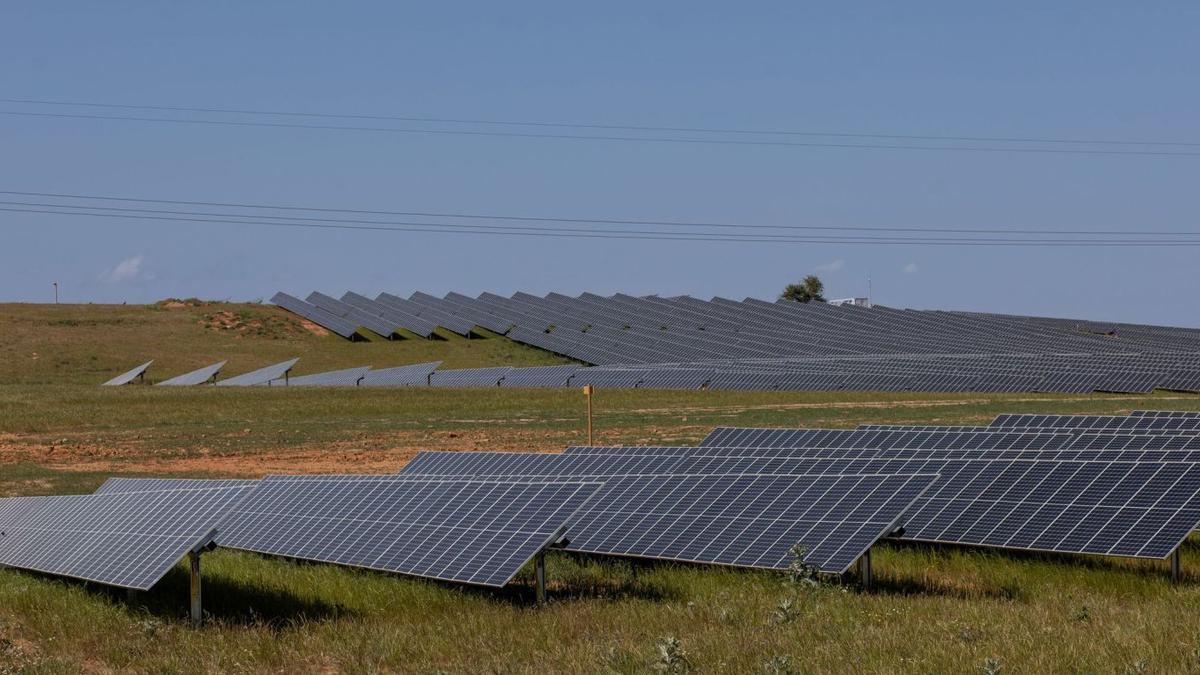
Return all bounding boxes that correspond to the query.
[215,358,300,387]
[499,365,581,388]
[217,476,602,587]
[360,361,441,387]
[428,367,512,388]
[697,427,1076,451]
[416,449,1200,562]
[0,497,44,531]
[0,485,254,590]
[990,414,1200,432]
[271,292,362,340]
[398,452,936,573]
[635,369,713,390]
[569,369,646,388]
[1132,410,1200,418]
[273,366,371,387]
[156,360,227,387]
[101,360,153,386]
[93,478,260,494]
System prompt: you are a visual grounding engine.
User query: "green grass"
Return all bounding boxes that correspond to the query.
[4,302,1200,671]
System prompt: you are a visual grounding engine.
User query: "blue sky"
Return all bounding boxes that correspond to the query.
[2,2,1197,325]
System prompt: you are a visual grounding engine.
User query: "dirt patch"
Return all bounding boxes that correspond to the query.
[199,309,306,339]
[299,319,330,337]
[0,427,594,478]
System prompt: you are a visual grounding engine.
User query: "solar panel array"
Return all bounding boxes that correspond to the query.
[360,361,442,386]
[429,366,512,388]
[0,485,253,590]
[7,410,1200,617]
[217,476,602,587]
[93,478,261,494]
[270,291,1200,394]
[396,452,936,573]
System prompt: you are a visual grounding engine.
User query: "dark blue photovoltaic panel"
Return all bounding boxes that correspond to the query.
[502,447,1200,560]
[0,486,254,590]
[93,478,260,494]
[398,452,936,573]
[990,414,1200,432]
[217,476,602,587]
[697,427,1077,451]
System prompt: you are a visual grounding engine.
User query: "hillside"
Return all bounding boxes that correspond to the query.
[0,301,575,385]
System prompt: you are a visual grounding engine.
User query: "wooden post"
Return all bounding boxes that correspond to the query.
[583,385,594,445]
[189,551,203,628]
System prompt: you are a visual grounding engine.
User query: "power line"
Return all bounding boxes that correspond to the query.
[5,203,1200,247]
[3,109,1198,157]
[3,97,1197,148]
[1,190,1196,238]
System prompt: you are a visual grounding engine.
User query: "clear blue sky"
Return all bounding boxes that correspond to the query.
[2,2,1197,325]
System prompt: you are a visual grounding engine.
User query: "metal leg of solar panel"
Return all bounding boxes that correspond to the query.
[189,551,203,628]
[857,550,873,590]
[535,553,547,605]
[1171,549,1182,584]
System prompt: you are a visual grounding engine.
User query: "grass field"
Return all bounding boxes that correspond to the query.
[3,303,1200,672]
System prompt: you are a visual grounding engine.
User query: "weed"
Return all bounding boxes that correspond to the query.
[762,654,794,674]
[773,597,799,624]
[653,636,691,673]
[786,544,821,589]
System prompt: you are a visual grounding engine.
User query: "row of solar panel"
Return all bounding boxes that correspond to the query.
[103,360,442,387]
[271,290,1200,358]
[101,357,1200,395]
[268,290,1200,394]
[4,410,1198,620]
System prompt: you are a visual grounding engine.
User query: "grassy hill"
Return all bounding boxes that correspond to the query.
[0,301,574,385]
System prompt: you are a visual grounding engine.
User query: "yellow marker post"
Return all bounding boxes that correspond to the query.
[582,384,594,445]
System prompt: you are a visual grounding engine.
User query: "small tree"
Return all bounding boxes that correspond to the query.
[780,275,826,303]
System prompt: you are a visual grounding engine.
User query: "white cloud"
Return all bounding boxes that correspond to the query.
[902,262,919,274]
[102,255,144,283]
[815,259,846,273]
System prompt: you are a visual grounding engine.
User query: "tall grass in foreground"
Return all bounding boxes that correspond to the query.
[3,542,1200,673]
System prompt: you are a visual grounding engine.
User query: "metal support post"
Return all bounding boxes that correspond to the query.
[535,552,547,605]
[1171,548,1182,583]
[858,549,873,590]
[189,551,203,627]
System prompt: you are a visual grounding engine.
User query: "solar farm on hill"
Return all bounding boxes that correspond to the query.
[2,300,1200,672]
